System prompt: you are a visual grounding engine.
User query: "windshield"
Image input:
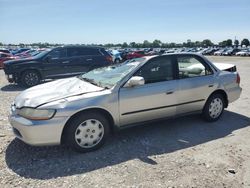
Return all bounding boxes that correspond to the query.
[79,58,145,88]
[32,49,51,58]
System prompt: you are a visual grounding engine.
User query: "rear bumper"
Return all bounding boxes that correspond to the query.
[5,74,14,83]
[227,86,242,103]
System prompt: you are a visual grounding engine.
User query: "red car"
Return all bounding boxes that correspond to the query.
[126,50,147,59]
[0,52,16,68]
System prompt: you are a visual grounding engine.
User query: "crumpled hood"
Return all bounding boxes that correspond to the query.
[14,77,104,108]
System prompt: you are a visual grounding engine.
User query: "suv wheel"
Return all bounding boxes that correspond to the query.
[202,94,225,122]
[21,70,41,87]
[65,112,110,153]
[114,58,121,64]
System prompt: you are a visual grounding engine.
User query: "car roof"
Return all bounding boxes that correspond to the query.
[61,45,104,49]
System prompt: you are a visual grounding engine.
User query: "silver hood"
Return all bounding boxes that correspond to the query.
[14,77,104,108]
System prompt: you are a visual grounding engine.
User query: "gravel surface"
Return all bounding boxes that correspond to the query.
[0,56,250,188]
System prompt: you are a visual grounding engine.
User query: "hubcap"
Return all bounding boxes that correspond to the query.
[74,119,104,148]
[209,98,223,119]
[24,72,39,86]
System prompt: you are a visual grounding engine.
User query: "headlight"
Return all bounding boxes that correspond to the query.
[17,108,56,120]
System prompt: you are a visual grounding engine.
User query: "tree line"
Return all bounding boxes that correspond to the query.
[0,38,249,49]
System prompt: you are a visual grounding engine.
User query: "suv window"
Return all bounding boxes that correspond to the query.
[81,48,101,56]
[177,56,212,79]
[67,48,81,57]
[135,56,174,84]
[48,48,66,59]
[67,47,101,57]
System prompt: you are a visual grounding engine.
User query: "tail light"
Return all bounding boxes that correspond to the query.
[105,55,113,63]
[236,73,240,84]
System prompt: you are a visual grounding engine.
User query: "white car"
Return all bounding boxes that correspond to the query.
[235,50,250,56]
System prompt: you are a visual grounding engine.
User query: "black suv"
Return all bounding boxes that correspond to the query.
[4,46,113,87]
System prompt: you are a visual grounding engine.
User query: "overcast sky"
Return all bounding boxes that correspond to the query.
[0,0,250,44]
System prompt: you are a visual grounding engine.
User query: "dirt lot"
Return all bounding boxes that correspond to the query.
[0,56,250,188]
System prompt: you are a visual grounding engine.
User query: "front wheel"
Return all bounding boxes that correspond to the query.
[114,58,121,64]
[65,112,110,153]
[21,70,41,87]
[202,94,225,122]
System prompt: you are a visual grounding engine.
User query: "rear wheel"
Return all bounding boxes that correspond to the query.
[65,112,110,152]
[202,94,225,122]
[21,70,41,87]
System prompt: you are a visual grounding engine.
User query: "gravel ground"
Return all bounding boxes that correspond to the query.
[0,56,250,188]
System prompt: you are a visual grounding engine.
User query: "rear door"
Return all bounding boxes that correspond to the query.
[175,54,216,114]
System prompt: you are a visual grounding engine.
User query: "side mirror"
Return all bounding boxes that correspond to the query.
[124,76,145,88]
[44,55,52,62]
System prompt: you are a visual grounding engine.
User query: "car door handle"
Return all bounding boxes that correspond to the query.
[208,84,214,87]
[86,59,93,61]
[62,61,70,64]
[166,91,174,95]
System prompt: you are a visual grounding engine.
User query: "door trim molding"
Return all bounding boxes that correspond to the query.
[121,99,205,116]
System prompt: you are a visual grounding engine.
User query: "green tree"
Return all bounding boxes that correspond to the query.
[219,40,227,47]
[142,40,151,48]
[202,39,213,47]
[129,42,136,48]
[121,42,128,48]
[152,39,162,48]
[234,39,239,47]
[194,41,202,47]
[0,42,3,46]
[241,38,250,47]
[226,39,232,46]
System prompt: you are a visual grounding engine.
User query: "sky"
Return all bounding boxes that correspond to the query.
[0,0,250,44]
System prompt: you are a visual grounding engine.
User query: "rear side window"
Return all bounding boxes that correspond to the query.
[177,56,212,79]
[135,56,174,84]
[67,47,101,57]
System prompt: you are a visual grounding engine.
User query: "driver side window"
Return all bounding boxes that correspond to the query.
[135,56,174,84]
[48,48,66,59]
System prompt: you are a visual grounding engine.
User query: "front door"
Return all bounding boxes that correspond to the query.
[119,56,177,126]
[42,48,70,78]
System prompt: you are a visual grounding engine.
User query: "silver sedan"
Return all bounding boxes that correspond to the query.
[9,53,242,152]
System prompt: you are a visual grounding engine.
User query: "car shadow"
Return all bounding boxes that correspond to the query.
[1,84,25,92]
[5,110,250,180]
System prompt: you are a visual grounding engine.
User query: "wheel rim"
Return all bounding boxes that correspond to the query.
[24,72,39,86]
[209,98,223,119]
[74,119,104,148]
[115,59,120,63]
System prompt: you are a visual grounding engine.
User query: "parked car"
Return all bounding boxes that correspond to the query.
[0,52,16,68]
[202,48,218,55]
[235,49,250,56]
[9,53,242,152]
[0,49,12,54]
[214,49,227,56]
[3,46,113,87]
[222,48,241,56]
[107,50,123,63]
[126,50,147,59]
[12,48,30,55]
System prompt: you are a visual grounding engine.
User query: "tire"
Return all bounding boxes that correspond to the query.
[202,94,225,122]
[65,112,110,153]
[21,70,41,87]
[114,58,121,64]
